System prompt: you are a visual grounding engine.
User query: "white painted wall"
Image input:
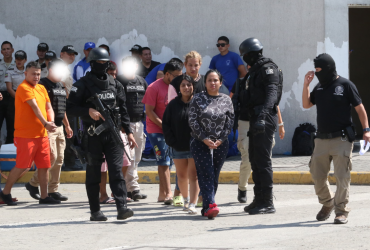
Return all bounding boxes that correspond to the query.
[0,0,337,153]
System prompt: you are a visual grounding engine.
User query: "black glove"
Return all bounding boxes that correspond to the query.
[253,119,265,134]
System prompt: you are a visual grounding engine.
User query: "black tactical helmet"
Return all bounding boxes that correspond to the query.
[239,38,263,56]
[86,47,110,63]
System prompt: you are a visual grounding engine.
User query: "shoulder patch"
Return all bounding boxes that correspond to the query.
[70,86,78,92]
[265,68,274,75]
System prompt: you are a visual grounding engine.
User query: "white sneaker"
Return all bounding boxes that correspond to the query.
[188,203,197,214]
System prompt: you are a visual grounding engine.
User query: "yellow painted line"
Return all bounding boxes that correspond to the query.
[1,171,370,185]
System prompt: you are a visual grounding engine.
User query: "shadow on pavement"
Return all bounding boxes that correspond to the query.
[209,220,325,231]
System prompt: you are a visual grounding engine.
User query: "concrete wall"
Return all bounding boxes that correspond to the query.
[0,0,328,153]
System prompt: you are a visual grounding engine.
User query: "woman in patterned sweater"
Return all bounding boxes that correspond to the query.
[188,69,234,219]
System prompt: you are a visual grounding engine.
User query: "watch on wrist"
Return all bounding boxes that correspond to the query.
[363,128,370,132]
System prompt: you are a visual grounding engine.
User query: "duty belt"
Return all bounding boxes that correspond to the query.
[130,117,143,123]
[316,130,346,140]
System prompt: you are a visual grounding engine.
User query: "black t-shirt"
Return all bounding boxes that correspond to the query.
[137,60,161,78]
[310,76,362,133]
[171,74,206,95]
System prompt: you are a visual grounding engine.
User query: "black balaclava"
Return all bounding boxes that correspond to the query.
[243,50,262,66]
[314,53,337,85]
[90,60,109,79]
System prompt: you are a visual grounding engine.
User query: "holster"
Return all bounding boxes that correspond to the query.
[344,125,356,143]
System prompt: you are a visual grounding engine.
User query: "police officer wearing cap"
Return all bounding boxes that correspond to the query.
[60,45,83,171]
[129,44,142,62]
[36,42,49,71]
[239,37,283,215]
[41,51,57,78]
[4,50,27,143]
[60,45,78,96]
[0,41,16,144]
[303,53,370,224]
[67,47,137,221]
[26,59,73,202]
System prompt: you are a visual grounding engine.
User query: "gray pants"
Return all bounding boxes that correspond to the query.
[126,122,145,192]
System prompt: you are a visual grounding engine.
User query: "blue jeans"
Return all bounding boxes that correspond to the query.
[147,133,172,167]
[171,148,193,159]
[147,133,178,191]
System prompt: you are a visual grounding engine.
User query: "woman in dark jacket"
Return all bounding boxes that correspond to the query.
[188,69,234,219]
[163,74,199,214]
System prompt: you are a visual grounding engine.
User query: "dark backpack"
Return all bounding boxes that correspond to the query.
[292,123,316,156]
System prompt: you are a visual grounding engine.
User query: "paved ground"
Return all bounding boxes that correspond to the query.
[1,184,370,250]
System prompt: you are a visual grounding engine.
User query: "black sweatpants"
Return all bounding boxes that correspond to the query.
[0,92,14,144]
[249,111,277,194]
[84,131,127,213]
[190,137,229,211]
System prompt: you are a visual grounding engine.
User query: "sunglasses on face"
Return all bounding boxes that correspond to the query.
[216,43,227,47]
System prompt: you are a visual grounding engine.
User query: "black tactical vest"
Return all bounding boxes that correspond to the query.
[77,73,119,128]
[247,57,282,108]
[39,78,67,115]
[117,75,146,121]
[84,74,117,109]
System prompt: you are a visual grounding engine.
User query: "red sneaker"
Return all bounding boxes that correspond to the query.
[204,203,219,219]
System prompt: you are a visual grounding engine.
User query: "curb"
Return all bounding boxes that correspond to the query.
[2,171,370,185]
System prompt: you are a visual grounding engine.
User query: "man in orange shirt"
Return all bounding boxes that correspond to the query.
[0,61,60,205]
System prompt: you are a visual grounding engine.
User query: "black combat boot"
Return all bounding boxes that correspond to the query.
[117,207,134,220]
[90,211,108,221]
[132,190,148,201]
[244,190,262,213]
[248,192,276,215]
[238,189,247,203]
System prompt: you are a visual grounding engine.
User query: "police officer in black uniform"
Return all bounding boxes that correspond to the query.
[239,37,282,215]
[67,48,137,221]
[303,53,370,224]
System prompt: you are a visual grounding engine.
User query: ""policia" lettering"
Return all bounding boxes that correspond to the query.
[127,86,145,91]
[53,89,67,95]
[98,93,115,99]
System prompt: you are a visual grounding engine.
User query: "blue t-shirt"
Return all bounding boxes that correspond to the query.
[145,63,166,85]
[209,51,244,92]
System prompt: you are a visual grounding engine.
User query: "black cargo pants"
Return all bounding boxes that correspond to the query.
[84,130,127,213]
[248,110,277,195]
